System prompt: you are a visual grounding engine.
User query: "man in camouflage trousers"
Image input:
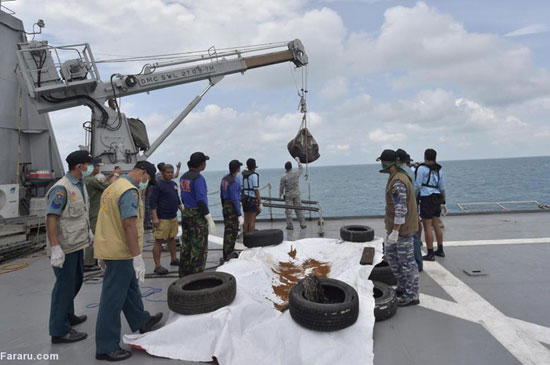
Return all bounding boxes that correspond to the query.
[180,209,209,276]
[220,160,244,261]
[179,152,216,277]
[279,157,306,230]
[377,149,420,307]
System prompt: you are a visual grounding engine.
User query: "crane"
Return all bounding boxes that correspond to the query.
[16,39,308,171]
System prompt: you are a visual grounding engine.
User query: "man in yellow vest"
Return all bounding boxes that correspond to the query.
[378,149,420,307]
[94,161,163,361]
[46,150,93,344]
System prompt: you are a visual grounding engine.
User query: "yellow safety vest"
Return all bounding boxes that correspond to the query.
[94,177,144,260]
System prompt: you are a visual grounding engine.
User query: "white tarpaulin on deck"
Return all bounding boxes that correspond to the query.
[124,237,383,364]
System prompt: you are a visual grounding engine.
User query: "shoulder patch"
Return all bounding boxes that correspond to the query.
[55,189,66,201]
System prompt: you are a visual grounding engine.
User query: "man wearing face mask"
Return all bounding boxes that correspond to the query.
[179,152,216,277]
[46,150,94,344]
[377,149,420,307]
[93,161,163,361]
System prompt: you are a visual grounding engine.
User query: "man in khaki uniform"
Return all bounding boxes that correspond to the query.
[94,161,163,361]
[378,149,420,307]
[46,150,94,344]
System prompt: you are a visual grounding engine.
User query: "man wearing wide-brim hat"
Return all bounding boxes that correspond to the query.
[377,149,420,307]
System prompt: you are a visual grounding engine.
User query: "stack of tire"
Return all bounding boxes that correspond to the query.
[340,225,398,321]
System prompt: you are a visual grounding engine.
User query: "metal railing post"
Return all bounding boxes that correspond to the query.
[268,183,273,222]
[308,181,312,221]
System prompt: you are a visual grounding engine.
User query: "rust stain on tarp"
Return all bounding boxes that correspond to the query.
[271,247,331,311]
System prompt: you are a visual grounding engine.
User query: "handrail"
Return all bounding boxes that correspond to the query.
[261,196,320,205]
[457,200,549,213]
[208,182,324,236]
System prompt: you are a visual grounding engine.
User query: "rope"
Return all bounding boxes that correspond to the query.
[0,261,29,275]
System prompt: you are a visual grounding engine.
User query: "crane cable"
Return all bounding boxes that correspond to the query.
[297,65,309,181]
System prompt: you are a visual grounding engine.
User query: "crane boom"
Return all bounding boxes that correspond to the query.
[16,39,308,169]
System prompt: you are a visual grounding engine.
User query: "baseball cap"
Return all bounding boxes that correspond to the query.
[229,160,243,173]
[246,158,258,170]
[376,149,397,162]
[91,157,104,166]
[188,152,210,167]
[66,150,93,167]
[134,160,157,185]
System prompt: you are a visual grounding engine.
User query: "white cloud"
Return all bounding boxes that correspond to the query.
[368,128,406,143]
[505,24,550,37]
[319,77,349,99]
[344,2,550,105]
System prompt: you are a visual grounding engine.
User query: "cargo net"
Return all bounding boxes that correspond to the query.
[287,81,320,164]
[287,123,320,164]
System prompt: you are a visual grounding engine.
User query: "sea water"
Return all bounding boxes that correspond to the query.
[193,156,550,219]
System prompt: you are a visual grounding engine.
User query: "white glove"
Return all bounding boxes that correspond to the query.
[98,259,106,272]
[89,229,94,246]
[238,215,244,226]
[205,213,216,234]
[133,254,146,282]
[50,245,65,268]
[258,203,263,212]
[387,230,399,244]
[441,204,448,216]
[295,157,301,163]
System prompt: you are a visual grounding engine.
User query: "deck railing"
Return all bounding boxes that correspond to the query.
[457,200,550,213]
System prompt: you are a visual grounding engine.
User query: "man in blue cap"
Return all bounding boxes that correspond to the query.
[46,150,94,344]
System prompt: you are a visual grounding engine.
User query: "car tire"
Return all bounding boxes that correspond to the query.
[368,260,397,286]
[243,229,284,248]
[167,272,236,315]
[340,225,375,242]
[289,278,359,332]
[372,281,398,321]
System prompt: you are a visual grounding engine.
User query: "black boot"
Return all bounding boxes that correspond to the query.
[434,246,445,257]
[423,248,435,261]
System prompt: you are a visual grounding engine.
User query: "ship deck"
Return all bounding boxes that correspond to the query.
[1,211,549,364]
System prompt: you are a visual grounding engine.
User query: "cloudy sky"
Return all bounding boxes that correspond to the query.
[10,0,550,169]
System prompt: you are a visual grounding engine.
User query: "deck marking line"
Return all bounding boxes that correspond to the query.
[422,261,550,364]
[420,295,550,345]
[444,238,550,247]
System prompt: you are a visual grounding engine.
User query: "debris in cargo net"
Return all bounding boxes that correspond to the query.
[287,127,320,163]
[270,247,331,311]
